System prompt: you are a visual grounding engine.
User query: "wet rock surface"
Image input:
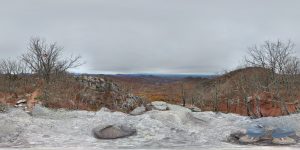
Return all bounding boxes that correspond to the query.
[0,105,300,149]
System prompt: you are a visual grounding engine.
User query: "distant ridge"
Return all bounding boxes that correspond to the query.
[72,73,217,79]
[114,74,216,79]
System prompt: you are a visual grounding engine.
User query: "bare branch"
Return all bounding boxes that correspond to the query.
[21,37,82,82]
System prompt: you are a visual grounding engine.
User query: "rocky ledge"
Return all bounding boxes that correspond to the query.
[0,103,300,149]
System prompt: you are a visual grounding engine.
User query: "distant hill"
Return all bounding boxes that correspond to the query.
[72,73,216,79]
[99,73,216,79]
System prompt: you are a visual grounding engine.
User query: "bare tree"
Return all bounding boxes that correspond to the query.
[0,59,26,77]
[0,58,27,94]
[212,80,220,112]
[245,40,300,115]
[285,57,300,75]
[21,38,82,83]
[245,40,296,75]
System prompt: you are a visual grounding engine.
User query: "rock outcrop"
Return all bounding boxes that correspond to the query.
[76,75,145,112]
[121,94,144,111]
[78,75,120,92]
[1,104,300,149]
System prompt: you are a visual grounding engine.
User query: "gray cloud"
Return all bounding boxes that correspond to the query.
[0,0,300,74]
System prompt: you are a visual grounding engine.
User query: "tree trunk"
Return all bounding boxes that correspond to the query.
[244,97,251,116]
[181,83,185,107]
[255,96,262,117]
[227,99,230,113]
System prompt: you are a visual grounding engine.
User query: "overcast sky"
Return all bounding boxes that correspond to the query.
[0,0,300,74]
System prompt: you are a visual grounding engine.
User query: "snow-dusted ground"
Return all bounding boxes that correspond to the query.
[0,105,299,150]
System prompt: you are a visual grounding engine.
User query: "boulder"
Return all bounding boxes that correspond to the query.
[121,94,144,111]
[151,101,168,111]
[130,106,146,115]
[145,103,153,111]
[15,99,27,107]
[92,124,137,139]
[15,99,30,113]
[272,137,296,145]
[16,99,27,104]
